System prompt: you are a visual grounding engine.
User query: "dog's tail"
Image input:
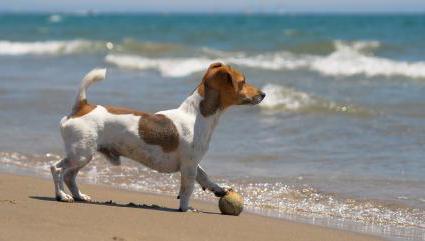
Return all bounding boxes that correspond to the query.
[72,68,106,112]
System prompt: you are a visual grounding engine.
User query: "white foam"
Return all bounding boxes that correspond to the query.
[105,40,425,79]
[105,54,215,77]
[310,42,425,78]
[0,40,98,55]
[259,84,314,111]
[334,40,381,52]
[48,14,62,23]
[258,83,373,115]
[105,53,310,77]
[228,52,312,70]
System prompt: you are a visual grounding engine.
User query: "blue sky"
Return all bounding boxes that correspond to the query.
[1,0,425,13]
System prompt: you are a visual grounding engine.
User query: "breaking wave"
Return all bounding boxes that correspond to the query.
[105,54,212,78]
[3,39,425,79]
[0,39,189,56]
[0,40,106,55]
[310,40,425,78]
[106,40,425,79]
[259,84,372,115]
[104,52,309,77]
[47,14,63,23]
[259,84,315,111]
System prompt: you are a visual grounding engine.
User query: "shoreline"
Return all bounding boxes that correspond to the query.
[0,172,384,241]
[0,157,420,241]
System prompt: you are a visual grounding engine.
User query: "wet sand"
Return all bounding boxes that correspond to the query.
[0,173,383,241]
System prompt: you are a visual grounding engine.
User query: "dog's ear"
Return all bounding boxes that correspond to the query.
[199,62,227,116]
[200,85,220,117]
[219,67,239,93]
[209,62,223,69]
[210,64,239,93]
[201,62,223,85]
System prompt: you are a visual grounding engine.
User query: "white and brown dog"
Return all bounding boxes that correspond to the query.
[51,62,265,211]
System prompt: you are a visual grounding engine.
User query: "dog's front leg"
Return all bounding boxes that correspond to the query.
[196,165,227,197]
[178,165,197,212]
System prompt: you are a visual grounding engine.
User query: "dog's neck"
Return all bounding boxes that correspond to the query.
[178,89,222,156]
[179,88,222,124]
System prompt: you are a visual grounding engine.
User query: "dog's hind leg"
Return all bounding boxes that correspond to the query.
[98,147,121,166]
[63,154,93,202]
[50,158,74,202]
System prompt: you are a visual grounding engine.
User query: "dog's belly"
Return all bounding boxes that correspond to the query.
[100,138,181,173]
[120,144,180,173]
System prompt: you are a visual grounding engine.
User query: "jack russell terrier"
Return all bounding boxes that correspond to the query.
[51,62,265,211]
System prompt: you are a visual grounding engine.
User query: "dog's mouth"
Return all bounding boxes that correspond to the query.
[251,94,266,105]
[240,92,266,105]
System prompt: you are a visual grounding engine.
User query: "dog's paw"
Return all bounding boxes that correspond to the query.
[74,193,91,202]
[178,206,199,212]
[213,187,231,197]
[213,190,227,197]
[56,193,74,202]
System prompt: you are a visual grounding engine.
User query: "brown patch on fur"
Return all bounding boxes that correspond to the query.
[199,84,220,117]
[198,62,262,117]
[98,146,121,165]
[105,106,149,117]
[70,100,96,118]
[104,106,179,152]
[138,114,179,153]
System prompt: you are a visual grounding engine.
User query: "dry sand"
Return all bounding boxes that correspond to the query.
[0,173,383,241]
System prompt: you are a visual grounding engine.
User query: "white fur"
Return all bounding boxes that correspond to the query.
[51,69,226,211]
[74,68,106,106]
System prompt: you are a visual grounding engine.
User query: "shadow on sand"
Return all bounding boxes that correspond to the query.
[29,196,220,215]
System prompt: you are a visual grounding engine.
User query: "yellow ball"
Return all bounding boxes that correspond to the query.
[218,190,244,216]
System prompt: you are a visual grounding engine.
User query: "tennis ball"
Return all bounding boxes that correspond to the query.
[218,190,244,216]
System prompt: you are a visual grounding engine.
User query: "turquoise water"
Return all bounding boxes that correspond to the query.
[0,13,424,240]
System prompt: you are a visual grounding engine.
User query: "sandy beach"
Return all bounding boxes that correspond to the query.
[0,173,383,241]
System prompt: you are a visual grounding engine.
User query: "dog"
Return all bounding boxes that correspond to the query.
[50,62,265,211]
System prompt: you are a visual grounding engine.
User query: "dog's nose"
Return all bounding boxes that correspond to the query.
[260,91,266,99]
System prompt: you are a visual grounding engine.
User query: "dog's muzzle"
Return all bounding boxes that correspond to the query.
[239,92,266,105]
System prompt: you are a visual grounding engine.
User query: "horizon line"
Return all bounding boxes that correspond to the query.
[1,10,424,15]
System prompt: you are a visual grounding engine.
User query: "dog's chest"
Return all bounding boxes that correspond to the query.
[163,110,219,162]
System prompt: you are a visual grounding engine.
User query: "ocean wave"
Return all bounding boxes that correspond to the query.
[0,39,191,56]
[258,84,373,115]
[48,14,63,23]
[287,40,380,55]
[259,84,315,111]
[310,40,425,78]
[116,39,186,56]
[105,54,213,77]
[4,38,425,79]
[105,52,312,77]
[334,40,381,53]
[106,40,425,79]
[0,40,106,56]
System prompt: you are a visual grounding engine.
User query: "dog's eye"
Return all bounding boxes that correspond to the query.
[224,73,232,84]
[223,73,232,84]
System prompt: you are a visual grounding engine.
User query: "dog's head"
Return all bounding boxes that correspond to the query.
[198,62,265,117]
